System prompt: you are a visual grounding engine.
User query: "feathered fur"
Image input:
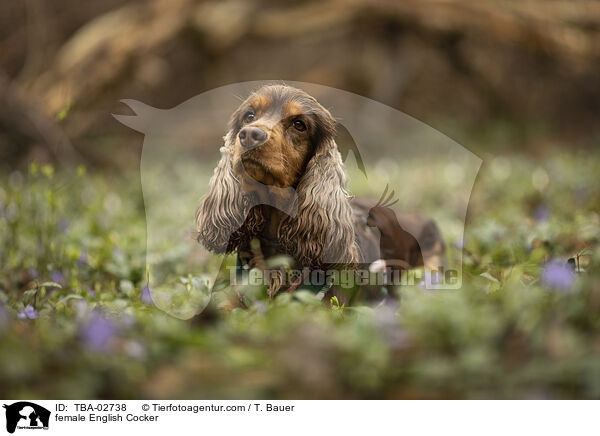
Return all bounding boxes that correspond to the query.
[196,85,358,268]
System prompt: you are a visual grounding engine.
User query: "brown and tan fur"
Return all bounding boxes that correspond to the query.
[196,84,444,299]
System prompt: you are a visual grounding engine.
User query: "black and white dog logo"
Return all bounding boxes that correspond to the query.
[3,402,50,434]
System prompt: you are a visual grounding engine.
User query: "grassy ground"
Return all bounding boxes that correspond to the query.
[1,149,599,399]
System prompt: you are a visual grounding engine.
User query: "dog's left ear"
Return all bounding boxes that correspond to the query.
[279,135,358,268]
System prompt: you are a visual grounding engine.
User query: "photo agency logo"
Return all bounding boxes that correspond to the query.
[3,402,50,433]
[114,81,481,319]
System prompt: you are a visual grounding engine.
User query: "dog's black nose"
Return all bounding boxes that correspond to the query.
[239,126,267,149]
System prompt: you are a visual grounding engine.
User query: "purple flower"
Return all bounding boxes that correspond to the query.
[140,286,153,305]
[18,305,38,320]
[534,204,551,222]
[81,311,116,351]
[77,250,88,268]
[51,271,65,285]
[541,260,574,291]
[87,287,96,298]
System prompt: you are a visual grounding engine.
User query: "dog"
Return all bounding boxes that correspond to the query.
[196,84,445,299]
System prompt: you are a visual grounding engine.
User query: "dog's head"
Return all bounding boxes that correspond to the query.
[228,85,336,188]
[196,84,357,267]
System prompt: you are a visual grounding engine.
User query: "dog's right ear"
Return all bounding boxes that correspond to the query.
[195,132,247,253]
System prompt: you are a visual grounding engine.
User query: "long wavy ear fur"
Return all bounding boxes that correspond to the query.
[196,132,249,253]
[279,138,358,268]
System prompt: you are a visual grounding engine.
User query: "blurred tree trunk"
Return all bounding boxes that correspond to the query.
[3,0,600,166]
[0,73,78,167]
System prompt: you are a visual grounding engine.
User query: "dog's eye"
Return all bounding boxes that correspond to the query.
[243,112,255,123]
[292,119,306,132]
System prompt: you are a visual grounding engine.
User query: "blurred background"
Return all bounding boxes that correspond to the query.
[1,0,600,400]
[2,0,600,168]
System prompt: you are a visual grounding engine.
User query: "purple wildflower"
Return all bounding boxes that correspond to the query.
[87,287,96,298]
[18,305,38,320]
[51,271,65,285]
[534,204,551,222]
[541,260,574,291]
[77,250,88,268]
[25,305,38,318]
[81,311,116,351]
[140,286,153,305]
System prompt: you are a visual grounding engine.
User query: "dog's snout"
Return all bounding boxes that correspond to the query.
[239,126,267,149]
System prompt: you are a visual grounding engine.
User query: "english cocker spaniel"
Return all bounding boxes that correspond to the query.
[196,84,444,297]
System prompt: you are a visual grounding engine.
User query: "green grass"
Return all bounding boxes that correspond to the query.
[0,150,599,399]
